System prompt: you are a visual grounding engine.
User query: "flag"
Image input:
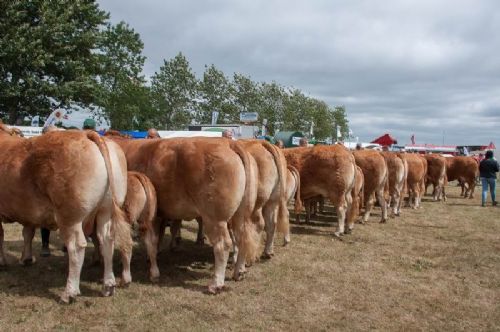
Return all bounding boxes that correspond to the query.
[411,134,415,145]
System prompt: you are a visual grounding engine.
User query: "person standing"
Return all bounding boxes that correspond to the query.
[479,150,499,207]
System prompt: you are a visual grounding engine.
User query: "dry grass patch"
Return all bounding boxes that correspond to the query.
[0,184,499,331]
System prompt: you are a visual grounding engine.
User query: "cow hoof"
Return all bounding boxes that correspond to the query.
[101,285,115,297]
[380,219,387,224]
[207,285,225,295]
[59,295,76,305]
[195,239,205,246]
[118,280,130,288]
[344,228,352,235]
[333,232,344,239]
[21,258,34,266]
[233,272,245,281]
[261,252,273,260]
[395,213,400,217]
[150,275,160,284]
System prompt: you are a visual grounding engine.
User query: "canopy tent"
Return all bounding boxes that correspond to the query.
[371,133,397,147]
[274,131,304,148]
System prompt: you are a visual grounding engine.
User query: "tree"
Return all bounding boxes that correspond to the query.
[232,73,261,115]
[258,82,287,135]
[0,0,108,123]
[196,64,236,124]
[331,105,350,140]
[98,21,150,129]
[307,99,334,140]
[282,89,309,133]
[151,53,197,129]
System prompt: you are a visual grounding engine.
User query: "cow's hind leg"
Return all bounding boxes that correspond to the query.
[59,224,87,304]
[143,224,160,283]
[20,226,36,265]
[155,217,166,253]
[332,194,347,237]
[119,246,132,287]
[376,189,388,223]
[169,219,182,252]
[95,212,117,297]
[205,220,231,294]
[262,204,278,259]
[344,193,354,233]
[195,217,205,245]
[362,193,375,223]
[0,223,6,266]
[468,180,475,198]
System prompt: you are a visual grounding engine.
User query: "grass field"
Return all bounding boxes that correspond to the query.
[0,184,499,331]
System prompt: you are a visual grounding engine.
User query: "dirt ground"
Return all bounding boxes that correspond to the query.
[0,184,499,331]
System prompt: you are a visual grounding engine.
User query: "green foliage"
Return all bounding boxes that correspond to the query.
[98,21,151,130]
[258,82,287,134]
[332,105,350,139]
[151,53,197,129]
[197,64,236,124]
[0,0,108,123]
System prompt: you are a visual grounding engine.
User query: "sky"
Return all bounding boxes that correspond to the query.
[98,0,500,145]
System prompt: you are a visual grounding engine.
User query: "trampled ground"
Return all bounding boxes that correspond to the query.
[0,184,499,331]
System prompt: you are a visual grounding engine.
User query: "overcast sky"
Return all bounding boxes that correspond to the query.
[98,0,499,145]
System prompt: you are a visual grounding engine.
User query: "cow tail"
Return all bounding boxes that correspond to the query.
[134,172,157,235]
[86,131,132,253]
[288,165,303,213]
[230,141,259,263]
[262,142,289,235]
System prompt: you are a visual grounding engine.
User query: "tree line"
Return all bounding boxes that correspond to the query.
[0,0,349,140]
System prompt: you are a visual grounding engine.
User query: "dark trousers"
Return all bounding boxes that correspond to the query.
[41,228,50,247]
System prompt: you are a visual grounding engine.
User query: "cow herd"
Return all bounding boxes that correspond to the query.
[0,124,479,303]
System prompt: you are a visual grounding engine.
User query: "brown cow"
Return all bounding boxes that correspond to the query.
[346,165,364,230]
[381,152,407,217]
[403,153,427,208]
[353,150,388,223]
[107,137,258,293]
[284,145,356,236]
[239,140,289,260]
[0,127,130,303]
[91,171,158,284]
[424,154,447,201]
[446,156,478,198]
